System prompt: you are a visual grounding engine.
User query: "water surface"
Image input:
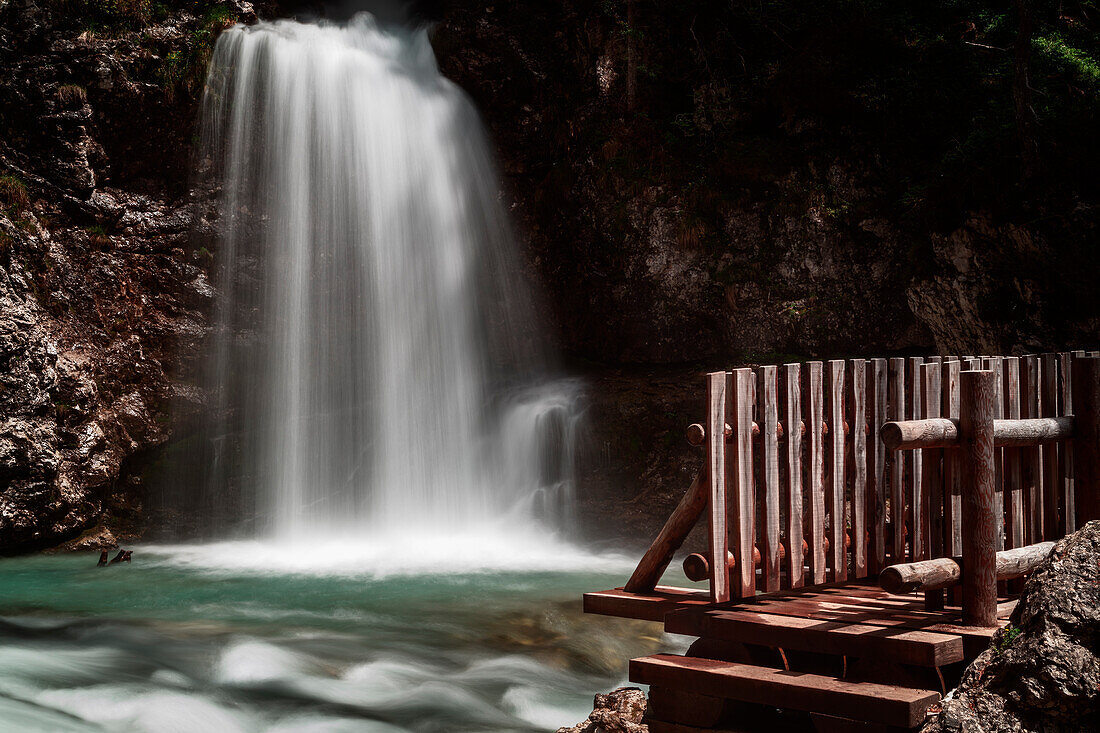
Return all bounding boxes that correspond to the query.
[0,548,686,732]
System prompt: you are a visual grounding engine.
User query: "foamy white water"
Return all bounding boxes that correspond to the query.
[184,13,581,548]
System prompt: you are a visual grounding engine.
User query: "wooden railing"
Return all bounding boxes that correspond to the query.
[624,351,1100,626]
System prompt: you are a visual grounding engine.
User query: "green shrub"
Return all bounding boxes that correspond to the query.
[0,175,29,212]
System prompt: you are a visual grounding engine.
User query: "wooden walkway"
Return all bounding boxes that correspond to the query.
[587,581,1014,731]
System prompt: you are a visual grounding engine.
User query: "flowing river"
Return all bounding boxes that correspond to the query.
[0,548,686,732]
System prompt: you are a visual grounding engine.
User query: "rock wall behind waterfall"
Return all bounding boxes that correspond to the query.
[0,1,261,552]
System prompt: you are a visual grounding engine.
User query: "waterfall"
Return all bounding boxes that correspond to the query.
[177,13,580,551]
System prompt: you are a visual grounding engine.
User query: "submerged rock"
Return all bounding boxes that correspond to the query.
[557,687,648,733]
[922,520,1100,732]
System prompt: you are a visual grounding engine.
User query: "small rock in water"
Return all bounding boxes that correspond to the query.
[97,549,108,566]
[556,687,648,733]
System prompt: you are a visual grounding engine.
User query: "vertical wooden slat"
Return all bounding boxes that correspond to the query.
[782,364,804,588]
[1059,351,1076,534]
[1021,355,1042,543]
[827,360,847,582]
[805,361,827,584]
[942,360,963,558]
[908,357,924,561]
[849,359,867,579]
[1040,353,1061,539]
[868,358,888,574]
[1002,357,1024,551]
[982,356,1005,552]
[758,366,781,593]
[921,363,944,610]
[706,372,730,603]
[1072,357,1100,526]
[729,369,756,599]
[888,358,906,563]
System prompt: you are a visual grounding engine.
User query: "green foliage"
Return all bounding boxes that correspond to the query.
[159,5,239,102]
[0,175,29,212]
[993,624,1022,656]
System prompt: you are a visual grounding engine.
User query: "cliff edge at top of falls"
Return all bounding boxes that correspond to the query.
[0,1,260,553]
[922,520,1100,733]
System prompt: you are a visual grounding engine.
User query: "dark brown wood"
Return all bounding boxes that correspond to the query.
[625,470,708,593]
[665,607,964,667]
[879,541,1055,594]
[960,369,998,627]
[828,360,847,582]
[1059,351,1076,533]
[850,359,868,579]
[758,366,781,592]
[908,357,924,561]
[706,372,731,603]
[920,364,944,609]
[784,363,805,588]
[583,586,712,622]
[983,356,1006,554]
[1041,353,1061,538]
[881,417,1073,451]
[807,361,827,584]
[1021,354,1043,543]
[730,368,756,599]
[868,358,888,575]
[942,361,962,561]
[888,358,906,563]
[630,654,941,729]
[646,687,730,730]
[1002,358,1024,553]
[1072,356,1100,526]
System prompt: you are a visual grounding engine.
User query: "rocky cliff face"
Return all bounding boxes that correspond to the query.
[0,0,259,552]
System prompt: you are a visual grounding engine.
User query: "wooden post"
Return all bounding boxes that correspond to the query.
[960,369,998,627]
[783,364,804,588]
[1072,356,1100,526]
[706,372,730,603]
[729,369,756,599]
[624,470,708,593]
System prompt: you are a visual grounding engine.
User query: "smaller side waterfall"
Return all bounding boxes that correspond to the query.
[166,13,583,559]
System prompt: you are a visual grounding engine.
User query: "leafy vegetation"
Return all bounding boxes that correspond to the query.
[0,174,29,213]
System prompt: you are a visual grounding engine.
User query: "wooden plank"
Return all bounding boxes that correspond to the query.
[646,687,729,730]
[706,372,731,603]
[920,364,944,611]
[583,586,712,622]
[888,358,906,563]
[630,655,941,729]
[1002,357,1024,553]
[1072,356,1100,526]
[849,359,868,579]
[729,369,756,599]
[982,356,1005,553]
[908,357,924,561]
[783,364,804,588]
[806,361,827,584]
[827,360,847,582]
[758,366,781,593]
[1021,355,1042,543]
[664,608,965,666]
[868,358,888,575]
[1040,353,1061,539]
[942,361,962,558]
[1059,352,1076,533]
[960,369,998,628]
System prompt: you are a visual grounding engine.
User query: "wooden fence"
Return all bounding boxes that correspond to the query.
[625,351,1100,615]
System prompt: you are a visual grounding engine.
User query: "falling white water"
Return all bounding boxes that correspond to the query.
[187,13,581,552]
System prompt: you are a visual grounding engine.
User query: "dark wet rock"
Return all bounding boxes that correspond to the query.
[556,687,648,733]
[0,1,254,553]
[922,520,1100,733]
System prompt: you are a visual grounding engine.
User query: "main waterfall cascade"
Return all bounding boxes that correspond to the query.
[178,13,582,557]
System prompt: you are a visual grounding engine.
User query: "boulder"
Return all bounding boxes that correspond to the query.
[557,687,648,733]
[922,520,1100,732]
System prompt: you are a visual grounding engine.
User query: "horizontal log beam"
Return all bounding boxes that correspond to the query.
[879,541,1056,594]
[880,417,1074,451]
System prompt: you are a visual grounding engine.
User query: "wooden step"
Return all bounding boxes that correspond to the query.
[582,586,712,622]
[665,608,964,666]
[630,654,940,729]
